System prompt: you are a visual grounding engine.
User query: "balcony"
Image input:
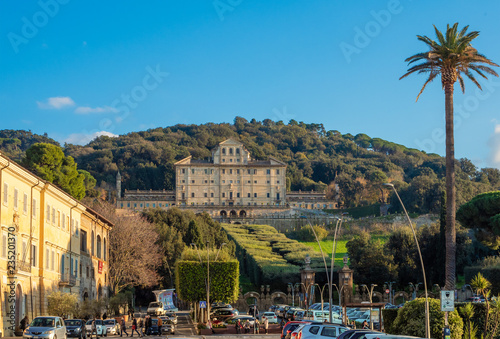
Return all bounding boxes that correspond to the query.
[59,272,77,287]
[10,260,31,274]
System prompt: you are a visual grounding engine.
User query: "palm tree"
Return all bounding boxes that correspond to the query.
[400,23,498,291]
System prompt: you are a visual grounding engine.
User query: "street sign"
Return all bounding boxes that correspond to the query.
[440,290,455,312]
[199,301,207,309]
[385,289,390,294]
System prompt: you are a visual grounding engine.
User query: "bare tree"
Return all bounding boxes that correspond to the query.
[87,200,162,294]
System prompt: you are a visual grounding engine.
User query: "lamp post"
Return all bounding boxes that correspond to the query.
[313,283,328,313]
[360,284,377,329]
[307,213,348,323]
[288,283,300,307]
[384,183,430,339]
[191,242,226,324]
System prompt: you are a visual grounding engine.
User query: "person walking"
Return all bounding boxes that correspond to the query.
[120,317,129,337]
[157,317,163,337]
[264,317,269,334]
[131,318,141,337]
[91,318,97,339]
[138,317,144,337]
[145,316,151,336]
[244,319,250,334]
[362,320,369,329]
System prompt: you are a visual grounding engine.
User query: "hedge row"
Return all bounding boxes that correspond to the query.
[464,266,500,295]
[222,224,324,289]
[176,260,240,303]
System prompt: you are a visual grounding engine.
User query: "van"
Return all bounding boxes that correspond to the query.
[304,310,341,323]
[147,301,165,316]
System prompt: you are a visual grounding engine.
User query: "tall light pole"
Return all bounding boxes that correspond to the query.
[307,212,348,323]
[313,283,328,313]
[384,183,430,339]
[360,284,377,329]
[191,242,226,324]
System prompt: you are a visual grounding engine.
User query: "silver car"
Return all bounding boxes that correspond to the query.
[23,316,67,339]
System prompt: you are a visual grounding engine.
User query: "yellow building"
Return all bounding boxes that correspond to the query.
[0,152,112,337]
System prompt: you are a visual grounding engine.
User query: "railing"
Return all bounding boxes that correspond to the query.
[12,260,32,273]
[59,272,77,287]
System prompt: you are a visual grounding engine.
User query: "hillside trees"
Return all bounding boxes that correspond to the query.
[23,143,91,199]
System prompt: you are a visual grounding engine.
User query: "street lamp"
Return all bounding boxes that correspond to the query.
[313,283,328,313]
[360,284,377,329]
[191,242,226,324]
[383,183,430,339]
[288,283,300,307]
[307,212,348,323]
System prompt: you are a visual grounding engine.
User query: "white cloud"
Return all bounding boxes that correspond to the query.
[488,124,500,169]
[74,106,119,114]
[37,96,75,109]
[64,131,118,145]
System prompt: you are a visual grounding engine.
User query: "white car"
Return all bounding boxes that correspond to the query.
[23,316,67,339]
[298,323,349,339]
[103,319,119,335]
[260,312,278,324]
[85,320,107,337]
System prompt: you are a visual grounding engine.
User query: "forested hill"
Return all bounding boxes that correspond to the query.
[1,117,499,213]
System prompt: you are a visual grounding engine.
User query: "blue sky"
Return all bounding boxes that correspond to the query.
[1,0,499,169]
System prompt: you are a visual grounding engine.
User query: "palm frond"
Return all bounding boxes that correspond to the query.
[415,72,439,101]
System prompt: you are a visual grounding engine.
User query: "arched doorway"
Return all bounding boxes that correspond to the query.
[239,210,247,217]
[230,210,237,217]
[83,290,89,301]
[15,284,23,328]
[220,210,227,217]
[98,283,103,300]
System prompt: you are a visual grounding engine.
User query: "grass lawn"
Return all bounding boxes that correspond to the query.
[301,235,389,266]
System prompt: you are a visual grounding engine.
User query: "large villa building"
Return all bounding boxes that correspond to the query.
[117,139,338,217]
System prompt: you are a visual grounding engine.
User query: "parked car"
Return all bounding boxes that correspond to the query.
[103,319,119,336]
[23,316,67,339]
[298,323,349,339]
[281,321,313,339]
[65,319,87,339]
[226,315,256,326]
[164,312,178,325]
[285,308,305,321]
[211,308,239,320]
[148,319,160,336]
[466,296,482,303]
[364,334,425,339]
[85,319,107,337]
[158,316,175,335]
[260,311,278,323]
[338,330,382,339]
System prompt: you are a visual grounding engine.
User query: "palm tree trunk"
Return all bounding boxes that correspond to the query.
[444,82,456,291]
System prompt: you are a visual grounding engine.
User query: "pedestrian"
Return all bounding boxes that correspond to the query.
[208,319,215,334]
[131,318,141,337]
[362,320,369,329]
[157,317,163,337]
[280,317,285,330]
[235,319,241,334]
[145,316,151,336]
[20,316,29,331]
[120,317,129,337]
[91,318,97,339]
[254,318,260,334]
[244,319,250,334]
[138,318,144,337]
[264,317,269,334]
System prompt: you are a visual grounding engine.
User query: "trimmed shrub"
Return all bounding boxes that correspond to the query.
[176,260,239,303]
[382,308,399,333]
[294,225,329,242]
[391,298,463,339]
